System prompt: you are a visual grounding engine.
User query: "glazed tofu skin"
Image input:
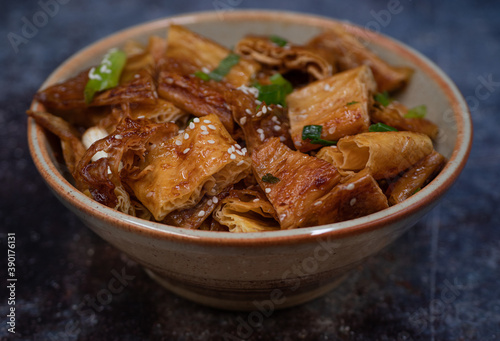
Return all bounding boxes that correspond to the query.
[127,114,251,221]
[307,24,413,93]
[288,65,376,152]
[235,35,332,81]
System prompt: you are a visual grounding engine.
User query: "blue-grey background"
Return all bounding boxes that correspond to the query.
[1,0,499,340]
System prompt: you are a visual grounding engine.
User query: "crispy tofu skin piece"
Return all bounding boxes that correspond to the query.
[252,138,341,229]
[127,114,251,221]
[26,110,86,175]
[370,102,439,140]
[387,151,446,205]
[165,25,260,87]
[235,36,332,80]
[287,65,376,152]
[330,131,433,180]
[214,188,280,233]
[307,26,413,93]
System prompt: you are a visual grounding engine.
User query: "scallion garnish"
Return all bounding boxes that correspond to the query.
[194,71,211,81]
[373,91,392,107]
[404,105,427,119]
[262,173,280,184]
[194,53,240,82]
[254,73,293,106]
[84,48,127,104]
[301,125,337,146]
[369,123,398,132]
[346,101,359,106]
[269,35,288,47]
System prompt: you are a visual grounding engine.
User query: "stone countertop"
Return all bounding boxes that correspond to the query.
[1,1,499,340]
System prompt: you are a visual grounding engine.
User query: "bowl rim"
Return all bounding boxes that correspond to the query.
[28,9,472,246]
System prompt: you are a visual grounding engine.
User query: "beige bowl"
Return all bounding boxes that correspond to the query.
[28,10,472,310]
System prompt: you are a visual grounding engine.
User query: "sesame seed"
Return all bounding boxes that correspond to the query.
[273,125,281,131]
[253,198,260,202]
[255,100,262,105]
[201,125,207,131]
[350,198,357,206]
[265,188,271,194]
[146,191,154,198]
[230,154,236,160]
[259,134,265,141]
[236,160,244,166]
[207,199,213,206]
[262,106,267,114]
[346,183,355,190]
[184,133,189,139]
[277,104,283,108]
[198,210,205,217]
[201,131,209,135]
[203,119,211,123]
[242,148,247,154]
[183,148,190,154]
[227,147,233,153]
[257,128,264,134]
[175,140,182,146]
[279,136,286,142]
[272,116,279,122]
[189,122,195,129]
[256,111,262,117]
[193,118,200,123]
[235,150,244,156]
[114,134,123,139]
[202,67,210,73]
[235,144,242,149]
[240,117,247,125]
[324,84,330,91]
[245,109,252,115]
[212,197,219,204]
[134,74,141,79]
[328,127,336,134]
[166,77,174,84]
[208,140,215,144]
[178,130,184,134]
[137,115,145,119]
[314,201,322,206]
[208,124,216,130]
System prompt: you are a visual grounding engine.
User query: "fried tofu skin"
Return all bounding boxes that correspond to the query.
[127,114,251,221]
[252,138,341,229]
[287,65,376,152]
[307,25,413,93]
[235,36,332,81]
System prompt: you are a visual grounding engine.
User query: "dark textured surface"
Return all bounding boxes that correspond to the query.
[1,1,499,340]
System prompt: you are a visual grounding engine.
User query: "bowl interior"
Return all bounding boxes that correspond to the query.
[28,10,472,242]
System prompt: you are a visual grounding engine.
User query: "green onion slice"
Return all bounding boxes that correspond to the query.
[369,123,398,132]
[84,48,127,104]
[269,35,288,47]
[199,53,240,82]
[254,73,293,106]
[301,125,337,146]
[404,105,427,119]
[373,91,392,107]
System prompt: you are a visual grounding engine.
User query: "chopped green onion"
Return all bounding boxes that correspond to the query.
[209,53,240,81]
[254,73,293,106]
[374,91,392,107]
[369,123,398,132]
[404,105,427,119]
[346,101,359,106]
[84,48,127,104]
[269,35,288,47]
[262,173,280,184]
[194,71,211,81]
[412,187,421,195]
[301,125,337,146]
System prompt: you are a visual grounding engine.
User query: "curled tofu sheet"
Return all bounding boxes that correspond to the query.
[127,114,252,221]
[252,138,342,229]
[214,188,280,233]
[235,36,332,80]
[370,102,439,140]
[307,25,413,93]
[329,131,433,180]
[387,150,446,205]
[287,65,376,152]
[165,25,260,87]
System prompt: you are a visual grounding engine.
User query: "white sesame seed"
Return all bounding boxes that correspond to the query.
[227,147,233,153]
[256,111,262,117]
[324,84,330,91]
[237,160,244,166]
[183,148,190,154]
[202,67,210,73]
[208,124,216,130]
[242,148,247,154]
[175,140,182,146]
[114,134,123,140]
[328,127,336,135]
[189,122,195,129]
[257,128,264,134]
[208,140,215,144]
[207,199,213,206]
[200,125,207,131]
[259,134,265,141]
[235,150,244,156]
[255,100,262,105]
[193,118,200,123]
[273,125,281,131]
[138,115,145,119]
[212,197,219,204]
[279,136,286,142]
[314,201,323,206]
[265,188,271,194]
[240,117,247,125]
[262,106,268,114]
[134,74,141,79]
[245,109,252,115]
[166,77,174,84]
[198,210,205,217]
[146,191,154,198]
[184,133,189,139]
[203,119,211,124]
[253,198,259,202]
[277,104,283,108]
[235,144,242,149]
[178,130,184,134]
[272,116,279,122]
[346,183,355,190]
[230,154,236,160]
[350,198,357,206]
[201,131,209,135]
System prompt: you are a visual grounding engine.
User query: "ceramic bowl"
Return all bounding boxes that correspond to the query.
[28,10,472,310]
